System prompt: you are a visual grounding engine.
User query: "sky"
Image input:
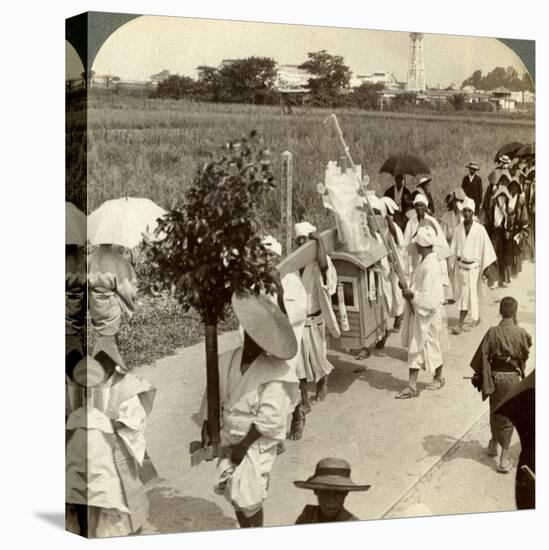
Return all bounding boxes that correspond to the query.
[66,15,528,87]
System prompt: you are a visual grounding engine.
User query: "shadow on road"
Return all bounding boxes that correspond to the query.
[420,434,522,471]
[327,354,412,394]
[146,486,236,534]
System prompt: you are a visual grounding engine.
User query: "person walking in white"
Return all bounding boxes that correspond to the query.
[294,222,340,407]
[262,235,308,440]
[396,226,447,399]
[450,198,497,334]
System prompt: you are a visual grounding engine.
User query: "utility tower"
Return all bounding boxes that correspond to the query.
[406,32,426,92]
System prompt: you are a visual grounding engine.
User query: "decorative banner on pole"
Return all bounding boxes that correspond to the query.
[281,151,293,256]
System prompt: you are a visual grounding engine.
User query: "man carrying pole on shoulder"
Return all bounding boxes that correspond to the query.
[396,226,448,399]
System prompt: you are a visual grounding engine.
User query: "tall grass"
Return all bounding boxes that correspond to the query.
[83,94,534,240]
[68,93,534,367]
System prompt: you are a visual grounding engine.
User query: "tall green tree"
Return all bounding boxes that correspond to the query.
[299,50,352,106]
[147,131,278,446]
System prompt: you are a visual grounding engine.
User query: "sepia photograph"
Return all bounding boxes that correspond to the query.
[65,10,535,539]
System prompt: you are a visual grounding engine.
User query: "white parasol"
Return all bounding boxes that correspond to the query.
[88,196,167,248]
[66,202,87,246]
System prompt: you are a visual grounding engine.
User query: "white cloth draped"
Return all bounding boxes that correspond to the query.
[401,252,447,373]
[450,221,497,321]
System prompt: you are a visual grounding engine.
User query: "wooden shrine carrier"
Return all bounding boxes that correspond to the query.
[276,227,389,354]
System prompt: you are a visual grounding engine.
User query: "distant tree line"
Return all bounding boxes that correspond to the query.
[461,66,534,92]
[148,53,534,112]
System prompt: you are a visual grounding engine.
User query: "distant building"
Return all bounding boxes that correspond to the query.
[461,84,477,93]
[490,87,517,112]
[351,71,401,89]
[149,70,171,85]
[275,64,314,92]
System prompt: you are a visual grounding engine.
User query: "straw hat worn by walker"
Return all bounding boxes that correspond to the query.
[231,292,297,360]
[294,458,370,523]
[209,292,300,528]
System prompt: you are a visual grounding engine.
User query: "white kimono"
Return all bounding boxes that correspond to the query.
[450,221,497,321]
[383,224,407,317]
[281,272,307,375]
[403,213,452,289]
[299,258,340,382]
[401,252,447,373]
[65,372,156,537]
[211,348,299,517]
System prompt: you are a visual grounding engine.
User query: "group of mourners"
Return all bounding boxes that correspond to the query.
[199,152,535,527]
[64,150,535,535]
[65,243,156,537]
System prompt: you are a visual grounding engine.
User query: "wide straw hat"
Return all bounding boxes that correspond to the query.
[416,175,432,187]
[466,161,480,170]
[499,154,511,164]
[73,357,109,388]
[294,457,371,492]
[231,292,297,360]
[453,188,467,202]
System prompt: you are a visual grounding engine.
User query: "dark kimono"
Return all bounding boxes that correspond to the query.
[384,184,413,231]
[470,319,532,448]
[296,504,358,524]
[507,194,529,277]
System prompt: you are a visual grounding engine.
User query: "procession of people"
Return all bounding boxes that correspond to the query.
[65,144,535,534]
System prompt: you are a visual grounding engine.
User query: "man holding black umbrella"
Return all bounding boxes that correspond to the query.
[384,174,412,231]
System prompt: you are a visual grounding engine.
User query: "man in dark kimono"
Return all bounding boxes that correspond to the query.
[461,162,482,216]
[294,458,370,523]
[470,297,532,474]
[384,174,413,231]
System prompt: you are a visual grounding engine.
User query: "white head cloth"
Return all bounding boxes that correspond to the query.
[294,221,317,238]
[462,197,475,212]
[261,235,282,257]
[413,225,437,247]
[413,194,429,207]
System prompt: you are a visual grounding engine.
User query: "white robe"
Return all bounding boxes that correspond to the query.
[403,213,452,288]
[299,258,340,381]
[401,252,447,373]
[210,348,298,517]
[450,221,497,321]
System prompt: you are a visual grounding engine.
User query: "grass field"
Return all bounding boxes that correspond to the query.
[67,92,534,367]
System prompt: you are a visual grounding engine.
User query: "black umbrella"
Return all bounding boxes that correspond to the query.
[494,370,535,509]
[494,142,524,162]
[516,143,535,158]
[379,155,430,177]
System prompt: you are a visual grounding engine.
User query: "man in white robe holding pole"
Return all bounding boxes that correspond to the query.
[396,226,447,399]
[450,198,497,335]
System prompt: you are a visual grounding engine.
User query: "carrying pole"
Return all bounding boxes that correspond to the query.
[324,114,410,291]
[281,151,293,256]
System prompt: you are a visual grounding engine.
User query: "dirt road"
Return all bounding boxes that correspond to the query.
[134,262,534,533]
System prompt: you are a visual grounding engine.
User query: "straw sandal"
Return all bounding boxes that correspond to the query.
[395,387,420,399]
[426,378,446,390]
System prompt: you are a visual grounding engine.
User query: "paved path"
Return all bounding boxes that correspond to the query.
[134,263,535,533]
